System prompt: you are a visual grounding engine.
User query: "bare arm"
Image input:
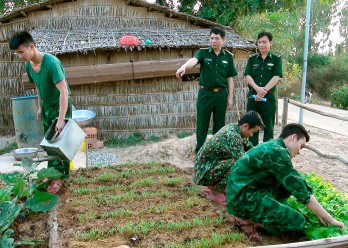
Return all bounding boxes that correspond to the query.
[245,75,267,98]
[36,87,42,119]
[175,58,199,78]
[55,79,69,132]
[264,76,281,92]
[226,77,234,110]
[306,195,345,229]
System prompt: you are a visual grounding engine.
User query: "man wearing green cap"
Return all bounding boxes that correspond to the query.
[245,31,283,146]
[176,28,238,153]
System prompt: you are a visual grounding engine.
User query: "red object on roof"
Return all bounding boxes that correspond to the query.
[119,35,141,46]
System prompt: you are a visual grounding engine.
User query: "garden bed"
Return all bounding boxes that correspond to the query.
[22,162,300,247]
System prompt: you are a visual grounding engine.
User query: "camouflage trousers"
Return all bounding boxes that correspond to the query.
[193,158,235,192]
[257,191,305,235]
[41,99,72,178]
[229,188,305,235]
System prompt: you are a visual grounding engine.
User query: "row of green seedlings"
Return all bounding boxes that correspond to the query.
[72,165,177,185]
[72,175,185,196]
[77,194,204,223]
[76,216,225,241]
[288,172,348,240]
[163,232,244,248]
[71,184,198,209]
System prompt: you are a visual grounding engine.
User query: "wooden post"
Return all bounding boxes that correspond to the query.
[282,97,288,128]
[276,87,279,125]
[288,99,348,122]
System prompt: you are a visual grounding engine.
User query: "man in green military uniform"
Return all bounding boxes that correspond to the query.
[193,111,264,206]
[176,28,238,153]
[226,123,345,241]
[9,31,72,194]
[245,31,283,146]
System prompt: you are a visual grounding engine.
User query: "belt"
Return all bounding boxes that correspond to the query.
[200,86,226,92]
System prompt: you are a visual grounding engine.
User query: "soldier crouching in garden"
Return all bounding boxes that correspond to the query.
[226,123,345,241]
[193,111,264,206]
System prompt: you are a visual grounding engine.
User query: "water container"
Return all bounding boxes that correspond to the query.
[11,95,44,148]
[40,118,86,162]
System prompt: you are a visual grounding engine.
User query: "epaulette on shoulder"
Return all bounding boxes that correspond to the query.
[273,52,282,57]
[249,53,258,57]
[200,47,209,50]
[225,50,234,56]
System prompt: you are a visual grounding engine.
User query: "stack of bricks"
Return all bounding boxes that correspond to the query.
[84,127,104,149]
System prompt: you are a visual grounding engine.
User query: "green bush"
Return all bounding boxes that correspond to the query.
[307,54,331,68]
[307,55,348,99]
[331,85,348,110]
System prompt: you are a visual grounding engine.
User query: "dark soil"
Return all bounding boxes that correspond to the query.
[19,162,302,248]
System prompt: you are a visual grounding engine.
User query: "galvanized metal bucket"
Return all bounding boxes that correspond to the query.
[40,119,86,161]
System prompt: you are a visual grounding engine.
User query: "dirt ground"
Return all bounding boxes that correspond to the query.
[2,122,347,194]
[107,123,348,194]
[2,122,348,247]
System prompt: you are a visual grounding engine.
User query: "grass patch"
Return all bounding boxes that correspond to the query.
[104,131,168,148]
[176,132,194,139]
[0,141,17,155]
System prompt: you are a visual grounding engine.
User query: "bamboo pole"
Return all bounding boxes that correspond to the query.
[282,97,288,128]
[47,205,59,248]
[305,144,348,165]
[288,99,348,122]
[252,235,348,248]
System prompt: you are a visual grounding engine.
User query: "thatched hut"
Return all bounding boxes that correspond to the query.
[0,0,255,139]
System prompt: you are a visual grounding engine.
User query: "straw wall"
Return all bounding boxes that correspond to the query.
[0,0,252,136]
[66,54,249,139]
[0,42,27,134]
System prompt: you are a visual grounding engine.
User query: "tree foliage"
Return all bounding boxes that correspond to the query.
[0,0,41,15]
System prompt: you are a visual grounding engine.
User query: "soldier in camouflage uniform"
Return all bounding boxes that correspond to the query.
[193,111,264,205]
[226,123,345,241]
[245,31,283,146]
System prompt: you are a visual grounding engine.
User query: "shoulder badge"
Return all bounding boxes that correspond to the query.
[273,52,282,57]
[249,53,258,57]
[225,50,234,56]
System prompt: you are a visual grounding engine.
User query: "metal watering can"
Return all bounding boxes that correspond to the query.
[40,118,86,162]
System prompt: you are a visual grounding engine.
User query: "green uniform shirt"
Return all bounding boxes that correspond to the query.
[195,47,238,88]
[244,51,283,95]
[25,53,70,106]
[227,138,312,219]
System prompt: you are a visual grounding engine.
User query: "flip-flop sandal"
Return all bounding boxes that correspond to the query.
[204,191,227,206]
[48,179,63,194]
[235,219,262,241]
[204,188,211,194]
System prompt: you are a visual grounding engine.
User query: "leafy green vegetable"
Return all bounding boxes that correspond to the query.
[0,229,14,248]
[26,190,58,212]
[288,172,348,240]
[37,167,64,179]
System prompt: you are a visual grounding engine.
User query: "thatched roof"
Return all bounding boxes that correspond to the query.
[30,28,254,54]
[0,0,224,28]
[0,0,255,53]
